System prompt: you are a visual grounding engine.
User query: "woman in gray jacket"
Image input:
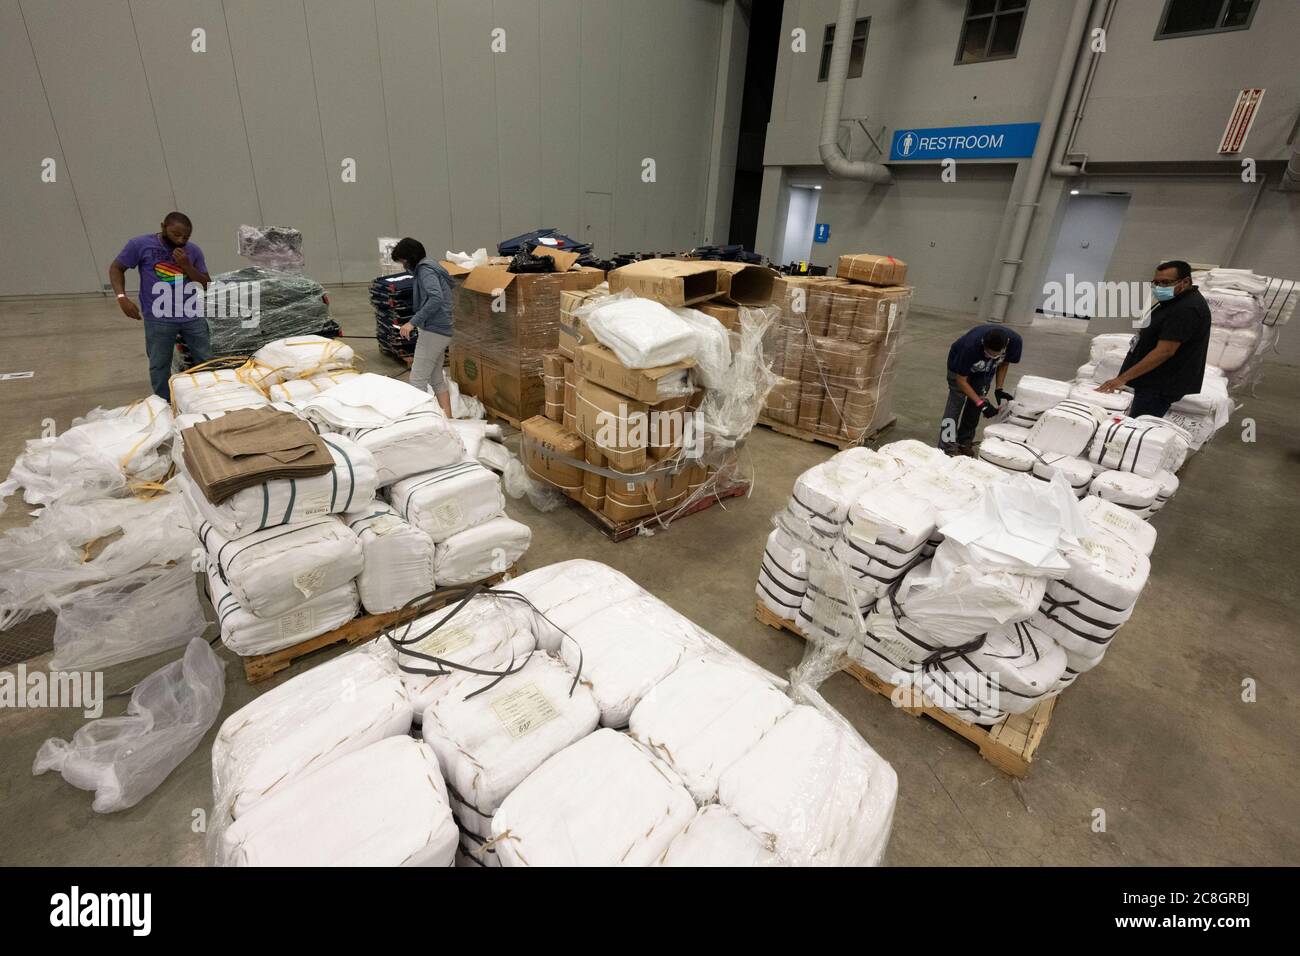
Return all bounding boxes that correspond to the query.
[394,237,454,417]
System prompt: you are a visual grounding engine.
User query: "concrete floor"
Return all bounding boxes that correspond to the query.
[1,286,1297,866]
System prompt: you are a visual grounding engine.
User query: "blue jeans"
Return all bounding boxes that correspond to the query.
[145,319,211,401]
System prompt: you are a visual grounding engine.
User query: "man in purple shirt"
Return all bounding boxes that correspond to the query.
[109,212,213,400]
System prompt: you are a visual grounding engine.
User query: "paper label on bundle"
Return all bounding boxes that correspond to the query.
[293,566,326,598]
[431,501,464,531]
[888,303,898,320]
[278,606,315,640]
[412,624,474,658]
[370,515,398,535]
[491,683,560,739]
[865,612,915,667]
[299,494,330,518]
[1098,510,1134,534]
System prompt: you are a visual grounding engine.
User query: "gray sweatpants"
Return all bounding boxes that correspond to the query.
[409,330,451,396]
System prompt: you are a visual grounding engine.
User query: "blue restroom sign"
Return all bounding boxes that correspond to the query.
[889,122,1040,161]
[813,223,830,244]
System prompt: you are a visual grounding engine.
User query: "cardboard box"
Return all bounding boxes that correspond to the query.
[477,358,544,422]
[763,378,800,425]
[574,343,694,404]
[604,465,688,523]
[849,285,911,342]
[646,392,691,461]
[559,286,606,360]
[819,386,847,433]
[582,442,607,512]
[798,383,823,429]
[542,353,566,422]
[837,253,907,287]
[574,379,648,472]
[696,302,740,331]
[608,259,722,307]
[522,416,585,493]
[713,262,778,306]
[450,346,482,399]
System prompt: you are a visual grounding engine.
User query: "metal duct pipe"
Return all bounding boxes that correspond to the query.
[1051,0,1116,176]
[1281,136,1300,191]
[989,0,1095,323]
[819,0,891,184]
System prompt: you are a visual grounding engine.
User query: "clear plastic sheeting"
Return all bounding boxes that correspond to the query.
[49,563,208,672]
[0,396,173,513]
[0,489,195,630]
[33,638,225,813]
[237,224,305,273]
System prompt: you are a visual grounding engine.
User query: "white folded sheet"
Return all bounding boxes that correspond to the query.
[1089,470,1160,511]
[211,648,410,822]
[925,620,1066,717]
[877,439,950,471]
[433,515,531,585]
[583,295,699,368]
[628,655,793,803]
[1027,401,1106,457]
[558,592,707,727]
[717,702,897,867]
[422,653,599,837]
[983,421,1034,444]
[1011,375,1073,413]
[979,436,1036,474]
[343,503,435,614]
[1078,494,1157,556]
[387,462,505,542]
[294,371,431,429]
[341,406,465,487]
[172,369,269,415]
[1135,415,1192,472]
[178,433,378,538]
[220,736,457,867]
[1087,417,1182,477]
[657,805,781,867]
[1207,326,1258,372]
[787,447,902,539]
[1090,333,1135,362]
[489,728,697,866]
[1069,381,1132,414]
[207,564,359,656]
[1032,534,1149,658]
[198,515,363,618]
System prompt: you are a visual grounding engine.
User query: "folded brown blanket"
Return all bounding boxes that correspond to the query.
[183,407,333,504]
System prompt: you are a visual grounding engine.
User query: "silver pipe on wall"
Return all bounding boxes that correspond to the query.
[1051,0,1117,176]
[819,0,891,184]
[989,0,1095,323]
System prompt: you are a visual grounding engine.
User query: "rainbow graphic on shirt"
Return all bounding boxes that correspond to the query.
[153,261,184,283]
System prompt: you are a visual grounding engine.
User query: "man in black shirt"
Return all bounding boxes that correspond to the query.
[1097,260,1211,418]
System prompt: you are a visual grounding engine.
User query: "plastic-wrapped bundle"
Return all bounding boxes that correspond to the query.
[1134,415,1192,472]
[0,396,174,511]
[833,484,934,600]
[177,433,377,537]
[1206,326,1259,372]
[503,560,646,652]
[341,408,465,488]
[387,462,505,543]
[1145,469,1179,515]
[49,563,207,671]
[33,639,224,813]
[171,367,270,415]
[756,526,808,622]
[205,271,335,359]
[1068,381,1132,414]
[657,805,781,867]
[671,307,731,388]
[877,439,949,472]
[236,225,305,272]
[558,592,707,728]
[930,620,1066,716]
[344,503,435,614]
[1077,494,1157,556]
[206,564,358,655]
[293,372,428,430]
[983,421,1034,443]
[947,455,1017,488]
[209,648,410,826]
[422,653,599,839]
[221,736,457,866]
[433,515,531,585]
[579,292,698,368]
[628,656,793,803]
[979,436,1036,474]
[1032,535,1149,665]
[1011,376,1073,415]
[848,602,943,678]
[1030,452,1093,497]
[264,368,359,403]
[385,594,538,719]
[197,516,362,618]
[1090,333,1134,362]
[786,447,903,540]
[896,556,1047,647]
[797,574,861,643]
[716,700,897,867]
[1203,287,1263,328]
[489,728,696,866]
[1027,400,1106,456]
[1086,418,1182,478]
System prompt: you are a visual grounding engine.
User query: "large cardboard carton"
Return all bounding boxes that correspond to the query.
[713,262,778,306]
[543,353,566,422]
[696,302,740,331]
[646,392,692,461]
[850,285,911,343]
[763,378,800,425]
[574,343,694,404]
[582,442,607,512]
[837,253,907,287]
[574,379,648,472]
[604,465,688,523]
[450,346,482,399]
[798,383,823,430]
[479,358,544,422]
[559,286,606,360]
[608,259,722,307]
[522,416,585,494]
[563,363,578,431]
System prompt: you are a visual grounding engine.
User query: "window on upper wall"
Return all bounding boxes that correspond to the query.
[817,17,870,82]
[956,0,1028,65]
[1155,0,1257,38]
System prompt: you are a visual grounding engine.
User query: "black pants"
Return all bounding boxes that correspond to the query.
[1130,389,1174,419]
[938,373,989,450]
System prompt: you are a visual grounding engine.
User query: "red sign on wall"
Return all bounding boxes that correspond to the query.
[1218,89,1265,154]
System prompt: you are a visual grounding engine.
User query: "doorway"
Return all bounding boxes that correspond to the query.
[1037,191,1131,320]
[780,185,822,267]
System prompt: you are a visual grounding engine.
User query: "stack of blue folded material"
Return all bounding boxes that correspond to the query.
[371,271,416,361]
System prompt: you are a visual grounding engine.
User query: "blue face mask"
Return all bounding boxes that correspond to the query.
[1153,284,1176,302]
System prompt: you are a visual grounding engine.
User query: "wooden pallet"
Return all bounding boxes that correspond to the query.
[241,566,516,684]
[564,481,750,542]
[754,600,1055,778]
[481,403,524,430]
[756,414,896,451]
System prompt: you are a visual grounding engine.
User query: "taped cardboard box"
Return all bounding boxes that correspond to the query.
[604,465,690,523]
[803,337,873,391]
[574,343,694,404]
[559,286,606,360]
[696,302,740,332]
[543,353,566,422]
[848,285,912,343]
[763,378,800,425]
[582,442,607,511]
[522,416,585,496]
[480,357,545,421]
[563,363,578,431]
[450,346,482,400]
[647,393,692,461]
[837,252,907,288]
[607,259,722,307]
[819,386,847,433]
[798,383,823,430]
[575,379,648,472]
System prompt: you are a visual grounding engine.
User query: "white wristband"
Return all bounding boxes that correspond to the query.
[116,293,127,299]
